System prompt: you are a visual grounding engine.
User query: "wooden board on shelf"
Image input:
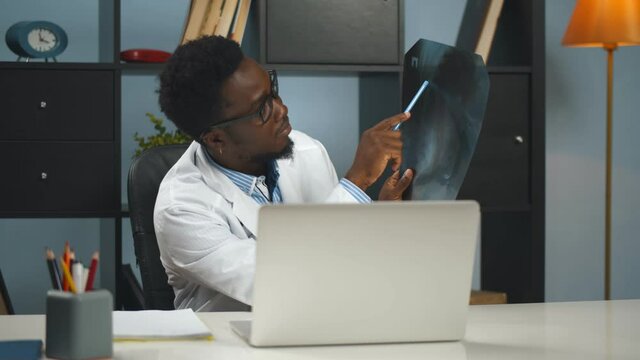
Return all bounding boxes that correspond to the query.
[214,0,239,37]
[201,0,224,36]
[180,0,250,45]
[476,0,504,61]
[456,0,504,62]
[181,0,211,44]
[230,0,252,44]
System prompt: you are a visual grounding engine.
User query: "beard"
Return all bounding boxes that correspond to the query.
[251,137,295,163]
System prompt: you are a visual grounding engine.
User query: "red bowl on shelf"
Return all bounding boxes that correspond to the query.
[120,49,172,63]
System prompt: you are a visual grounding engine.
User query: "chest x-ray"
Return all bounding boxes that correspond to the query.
[400,39,489,200]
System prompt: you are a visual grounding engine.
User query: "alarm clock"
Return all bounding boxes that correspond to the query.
[5,21,68,61]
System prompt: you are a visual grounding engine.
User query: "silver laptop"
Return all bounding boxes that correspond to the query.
[231,201,480,347]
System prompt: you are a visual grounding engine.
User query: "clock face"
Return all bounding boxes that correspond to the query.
[27,28,58,53]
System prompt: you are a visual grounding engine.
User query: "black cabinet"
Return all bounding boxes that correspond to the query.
[456,0,545,303]
[0,70,114,141]
[480,211,539,302]
[0,142,116,213]
[459,74,531,210]
[0,68,118,216]
[459,72,544,303]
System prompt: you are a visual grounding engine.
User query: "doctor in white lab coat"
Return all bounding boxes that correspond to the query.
[154,36,413,311]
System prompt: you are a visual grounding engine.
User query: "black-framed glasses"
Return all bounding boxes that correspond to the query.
[200,69,279,137]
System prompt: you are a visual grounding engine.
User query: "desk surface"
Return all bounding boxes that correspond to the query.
[1,300,638,359]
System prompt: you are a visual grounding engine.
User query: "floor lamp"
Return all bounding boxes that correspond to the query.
[562,0,640,300]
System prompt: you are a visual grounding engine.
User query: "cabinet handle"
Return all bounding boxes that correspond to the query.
[514,136,524,144]
[40,101,47,109]
[41,172,48,180]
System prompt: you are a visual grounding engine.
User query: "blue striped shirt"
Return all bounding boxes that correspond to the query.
[206,156,283,205]
[339,178,372,203]
[204,147,371,204]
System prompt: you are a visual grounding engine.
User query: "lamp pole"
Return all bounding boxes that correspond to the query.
[604,44,616,301]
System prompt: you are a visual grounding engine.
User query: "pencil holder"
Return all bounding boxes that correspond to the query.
[45,290,113,360]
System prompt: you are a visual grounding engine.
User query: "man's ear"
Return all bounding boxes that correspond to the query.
[201,129,227,150]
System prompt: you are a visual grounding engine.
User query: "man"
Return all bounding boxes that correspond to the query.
[155,36,413,311]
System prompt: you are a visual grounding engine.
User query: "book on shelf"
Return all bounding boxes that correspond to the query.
[455,0,504,63]
[181,0,251,45]
[200,0,224,37]
[181,0,211,44]
[214,0,239,38]
[230,0,252,44]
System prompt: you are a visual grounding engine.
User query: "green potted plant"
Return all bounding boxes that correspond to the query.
[133,113,192,158]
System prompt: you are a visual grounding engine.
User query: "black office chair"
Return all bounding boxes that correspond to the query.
[127,144,189,310]
[120,263,145,310]
[0,267,14,315]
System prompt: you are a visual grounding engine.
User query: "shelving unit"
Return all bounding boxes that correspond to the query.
[0,0,158,309]
[0,59,122,305]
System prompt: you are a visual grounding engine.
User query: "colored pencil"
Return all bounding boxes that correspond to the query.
[85,252,99,291]
[63,241,70,291]
[60,257,77,294]
[45,248,62,290]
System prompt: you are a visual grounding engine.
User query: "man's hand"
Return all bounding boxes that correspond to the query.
[345,112,410,191]
[379,169,414,201]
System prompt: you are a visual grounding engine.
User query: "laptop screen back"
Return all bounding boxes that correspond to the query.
[250,201,480,346]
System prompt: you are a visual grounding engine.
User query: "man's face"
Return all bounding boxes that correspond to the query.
[218,58,293,163]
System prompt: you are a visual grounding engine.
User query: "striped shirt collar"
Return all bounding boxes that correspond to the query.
[203,145,280,199]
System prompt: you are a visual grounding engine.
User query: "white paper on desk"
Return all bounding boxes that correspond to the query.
[113,309,213,341]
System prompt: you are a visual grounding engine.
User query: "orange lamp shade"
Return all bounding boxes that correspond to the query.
[562,0,640,47]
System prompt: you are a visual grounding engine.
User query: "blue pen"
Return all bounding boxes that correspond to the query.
[393,80,429,131]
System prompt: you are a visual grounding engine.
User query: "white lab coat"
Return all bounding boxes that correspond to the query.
[154,130,361,311]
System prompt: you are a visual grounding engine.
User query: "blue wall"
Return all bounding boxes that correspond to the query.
[545,0,640,301]
[0,219,103,313]
[0,0,100,62]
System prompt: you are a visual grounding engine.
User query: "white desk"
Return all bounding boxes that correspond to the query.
[1,300,638,359]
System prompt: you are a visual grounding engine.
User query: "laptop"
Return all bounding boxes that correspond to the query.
[231,201,480,347]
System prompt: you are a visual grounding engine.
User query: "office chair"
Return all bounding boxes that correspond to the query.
[120,263,145,310]
[127,144,189,310]
[0,267,14,315]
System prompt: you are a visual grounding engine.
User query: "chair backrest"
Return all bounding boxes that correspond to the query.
[0,267,14,315]
[127,144,189,310]
[121,263,145,310]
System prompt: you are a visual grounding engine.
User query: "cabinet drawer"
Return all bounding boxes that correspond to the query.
[458,74,530,209]
[0,70,114,141]
[0,142,117,214]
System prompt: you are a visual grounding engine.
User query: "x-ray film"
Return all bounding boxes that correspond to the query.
[401,39,489,200]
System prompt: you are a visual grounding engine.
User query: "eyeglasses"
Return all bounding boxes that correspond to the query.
[200,69,279,137]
